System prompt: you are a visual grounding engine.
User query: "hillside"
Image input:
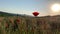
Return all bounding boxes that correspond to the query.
[0,11,60,34]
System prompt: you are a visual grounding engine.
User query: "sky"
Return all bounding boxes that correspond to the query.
[0,0,60,16]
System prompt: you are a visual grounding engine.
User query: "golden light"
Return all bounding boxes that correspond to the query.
[51,4,60,12]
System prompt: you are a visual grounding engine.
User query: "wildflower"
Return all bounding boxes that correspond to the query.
[15,19,20,24]
[32,12,39,16]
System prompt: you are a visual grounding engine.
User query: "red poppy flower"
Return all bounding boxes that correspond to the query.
[16,19,20,24]
[32,12,39,16]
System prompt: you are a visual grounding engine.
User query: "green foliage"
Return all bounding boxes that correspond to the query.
[0,16,60,34]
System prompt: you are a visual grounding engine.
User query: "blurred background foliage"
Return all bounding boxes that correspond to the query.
[0,15,60,34]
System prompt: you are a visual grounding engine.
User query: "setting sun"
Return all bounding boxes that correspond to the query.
[51,4,60,12]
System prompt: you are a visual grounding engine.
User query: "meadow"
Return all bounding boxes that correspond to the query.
[0,15,60,34]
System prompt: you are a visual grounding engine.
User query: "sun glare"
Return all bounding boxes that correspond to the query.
[51,4,60,12]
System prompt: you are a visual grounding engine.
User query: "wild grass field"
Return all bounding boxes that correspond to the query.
[0,15,60,34]
[0,11,60,34]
